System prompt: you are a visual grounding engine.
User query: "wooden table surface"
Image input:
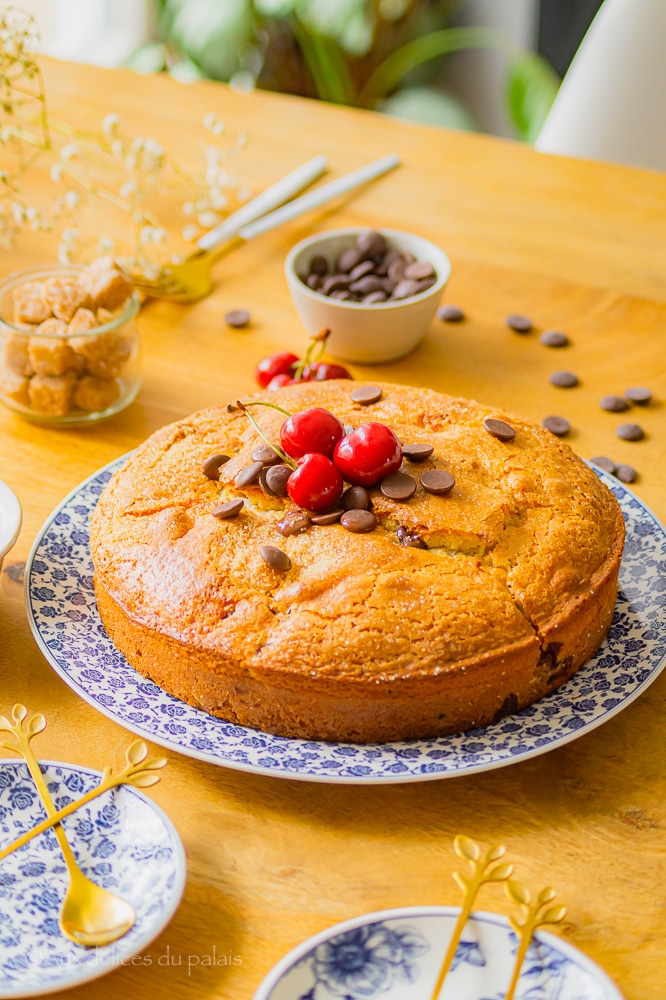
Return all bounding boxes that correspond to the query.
[1,58,665,1000]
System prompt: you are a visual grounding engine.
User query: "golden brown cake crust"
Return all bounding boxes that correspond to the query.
[90,380,624,742]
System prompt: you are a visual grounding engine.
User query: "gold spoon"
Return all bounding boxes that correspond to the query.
[0,704,136,947]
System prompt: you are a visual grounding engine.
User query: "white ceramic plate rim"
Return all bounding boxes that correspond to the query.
[0,478,22,560]
[0,758,187,999]
[24,456,666,784]
[253,905,626,1000]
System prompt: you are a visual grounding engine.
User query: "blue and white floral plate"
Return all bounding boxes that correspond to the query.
[253,907,625,1000]
[0,760,186,997]
[25,458,666,784]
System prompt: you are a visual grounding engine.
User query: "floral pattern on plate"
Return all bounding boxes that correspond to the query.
[25,459,666,784]
[0,761,186,998]
[254,908,625,1000]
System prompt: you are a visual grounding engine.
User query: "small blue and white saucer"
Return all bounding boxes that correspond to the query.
[254,907,625,1000]
[0,760,186,997]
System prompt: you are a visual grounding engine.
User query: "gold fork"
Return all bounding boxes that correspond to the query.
[0,704,136,947]
[130,153,400,302]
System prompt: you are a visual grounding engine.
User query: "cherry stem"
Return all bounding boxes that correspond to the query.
[292,327,331,381]
[235,400,295,469]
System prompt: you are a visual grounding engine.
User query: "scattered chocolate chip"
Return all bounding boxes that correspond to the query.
[380,472,417,501]
[265,464,292,497]
[404,260,435,281]
[391,278,420,300]
[260,545,291,571]
[401,443,434,462]
[542,416,570,436]
[311,508,344,525]
[437,304,465,323]
[616,422,644,441]
[276,511,311,536]
[351,385,382,405]
[211,498,244,519]
[599,395,629,413]
[235,461,264,488]
[421,469,455,495]
[342,485,370,510]
[483,417,516,443]
[590,456,616,474]
[252,443,281,465]
[225,309,250,328]
[348,260,375,282]
[396,526,427,549]
[202,453,231,480]
[625,387,652,405]
[616,464,638,483]
[309,255,328,276]
[540,330,569,347]
[506,314,532,333]
[340,509,377,533]
[550,370,579,388]
[337,248,361,273]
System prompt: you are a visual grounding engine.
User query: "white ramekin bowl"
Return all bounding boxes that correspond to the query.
[285,227,451,364]
[0,478,21,572]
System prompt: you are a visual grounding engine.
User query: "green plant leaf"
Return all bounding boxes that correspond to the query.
[378,86,476,130]
[124,42,169,74]
[290,16,355,104]
[507,51,560,143]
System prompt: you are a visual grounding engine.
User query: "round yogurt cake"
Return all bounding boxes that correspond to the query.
[91,380,624,743]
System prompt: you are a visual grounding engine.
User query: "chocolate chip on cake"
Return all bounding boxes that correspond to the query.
[483,417,516,443]
[625,386,652,405]
[211,498,244,519]
[380,472,417,501]
[437,304,465,323]
[615,464,638,483]
[401,443,434,462]
[590,456,616,474]
[310,509,344,525]
[351,385,382,405]
[550,370,579,388]
[225,309,250,328]
[600,395,629,413]
[202,453,231,480]
[506,314,532,333]
[260,545,291,571]
[542,416,570,437]
[340,509,377,533]
[265,464,292,497]
[252,443,281,465]
[276,511,311,536]
[540,330,569,347]
[342,485,370,510]
[235,461,264,488]
[616,422,644,441]
[396,526,427,549]
[421,469,455,495]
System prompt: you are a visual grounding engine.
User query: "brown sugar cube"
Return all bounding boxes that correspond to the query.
[73,374,119,413]
[80,256,133,311]
[3,332,33,376]
[70,329,132,378]
[0,368,30,406]
[42,275,91,323]
[28,371,76,416]
[96,307,124,325]
[12,281,52,325]
[28,320,75,376]
[67,308,97,334]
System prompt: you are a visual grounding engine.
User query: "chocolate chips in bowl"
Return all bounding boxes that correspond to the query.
[284,227,451,364]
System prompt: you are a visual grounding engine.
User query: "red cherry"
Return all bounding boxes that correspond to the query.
[266,373,293,390]
[308,361,353,381]
[333,423,402,486]
[287,453,343,511]
[255,351,299,389]
[280,407,344,460]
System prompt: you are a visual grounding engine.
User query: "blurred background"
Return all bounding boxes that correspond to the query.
[22,0,604,143]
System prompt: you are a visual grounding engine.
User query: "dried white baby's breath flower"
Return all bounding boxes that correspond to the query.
[64,190,80,209]
[50,163,64,183]
[102,112,120,137]
[59,142,79,162]
[197,210,221,228]
[182,224,198,242]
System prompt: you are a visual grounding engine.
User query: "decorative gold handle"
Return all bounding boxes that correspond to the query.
[504,880,567,1000]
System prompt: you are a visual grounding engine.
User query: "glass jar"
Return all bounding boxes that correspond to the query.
[0,265,141,427]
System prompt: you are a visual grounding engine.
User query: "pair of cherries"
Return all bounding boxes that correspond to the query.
[280,407,402,511]
[256,352,351,391]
